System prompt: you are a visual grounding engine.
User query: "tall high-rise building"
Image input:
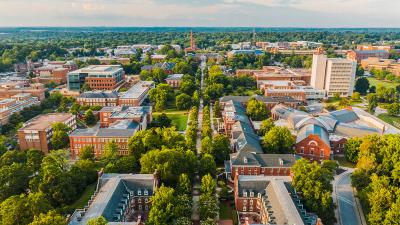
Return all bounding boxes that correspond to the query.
[311,54,356,97]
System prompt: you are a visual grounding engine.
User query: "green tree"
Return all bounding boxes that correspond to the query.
[367,93,378,113]
[292,159,335,225]
[258,118,275,136]
[0,163,30,201]
[262,126,294,153]
[87,217,108,225]
[27,192,53,217]
[344,138,362,163]
[199,194,219,221]
[246,97,269,121]
[29,210,66,225]
[149,84,173,111]
[103,141,118,161]
[177,173,192,196]
[78,145,95,161]
[84,109,96,126]
[213,101,221,118]
[201,136,212,155]
[176,93,192,110]
[27,149,44,172]
[199,154,217,177]
[351,92,361,101]
[0,194,32,225]
[201,174,216,196]
[152,113,172,128]
[147,186,176,225]
[210,134,231,164]
[387,103,400,116]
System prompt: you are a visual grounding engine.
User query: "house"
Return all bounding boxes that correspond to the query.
[165,74,184,88]
[77,91,119,107]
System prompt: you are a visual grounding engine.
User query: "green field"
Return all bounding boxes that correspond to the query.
[367,77,399,89]
[378,113,400,129]
[154,110,188,131]
[69,183,97,209]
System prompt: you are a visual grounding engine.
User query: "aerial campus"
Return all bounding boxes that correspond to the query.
[1,2,400,225]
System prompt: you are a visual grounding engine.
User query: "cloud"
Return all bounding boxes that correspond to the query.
[0,0,399,27]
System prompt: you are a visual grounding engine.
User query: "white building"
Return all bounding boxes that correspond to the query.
[311,54,356,97]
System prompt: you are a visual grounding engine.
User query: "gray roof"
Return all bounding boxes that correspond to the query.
[329,109,359,123]
[231,152,299,167]
[70,124,138,138]
[79,91,119,99]
[354,50,388,54]
[220,95,299,104]
[165,74,184,81]
[77,173,155,224]
[296,124,330,145]
[335,123,380,137]
[100,106,151,119]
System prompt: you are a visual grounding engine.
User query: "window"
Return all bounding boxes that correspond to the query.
[138,198,142,203]
[139,205,142,210]
[145,198,148,203]
[300,147,304,154]
[320,150,324,157]
[144,189,148,196]
[250,206,253,212]
[137,189,142,195]
[250,192,254,197]
[310,148,314,155]
[258,193,261,198]
[250,200,253,205]
[243,191,247,197]
[243,206,247,212]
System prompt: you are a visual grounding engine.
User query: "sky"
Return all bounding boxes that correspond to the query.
[0,0,399,27]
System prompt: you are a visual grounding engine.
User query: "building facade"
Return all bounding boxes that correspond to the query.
[118,81,154,107]
[311,54,356,97]
[0,93,40,125]
[68,65,125,91]
[165,74,184,88]
[18,113,76,154]
[347,50,390,63]
[77,91,119,106]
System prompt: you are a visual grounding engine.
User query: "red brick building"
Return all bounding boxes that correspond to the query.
[18,113,76,154]
[295,124,331,162]
[118,81,155,107]
[234,174,323,225]
[347,50,389,63]
[165,74,184,88]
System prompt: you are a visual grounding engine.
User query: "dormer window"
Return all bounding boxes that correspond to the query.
[137,189,142,196]
[144,189,148,196]
[250,192,254,197]
[279,158,284,165]
[258,193,261,198]
[243,157,248,163]
[243,191,247,197]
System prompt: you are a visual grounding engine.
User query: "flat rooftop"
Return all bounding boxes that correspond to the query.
[120,81,153,99]
[69,65,122,75]
[20,113,74,131]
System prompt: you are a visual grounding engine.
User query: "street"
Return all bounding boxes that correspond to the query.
[333,169,365,225]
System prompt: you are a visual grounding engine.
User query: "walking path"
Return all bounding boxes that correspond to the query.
[192,57,206,224]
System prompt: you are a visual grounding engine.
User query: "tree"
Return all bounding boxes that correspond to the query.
[141,149,197,185]
[213,101,221,118]
[87,217,108,225]
[367,93,378,113]
[210,134,231,164]
[81,83,91,92]
[79,145,95,161]
[201,136,212,155]
[84,109,96,126]
[152,113,172,128]
[0,194,32,225]
[262,126,294,153]
[201,174,216,196]
[26,192,52,217]
[387,103,400,116]
[199,194,219,221]
[177,173,192,196]
[176,93,192,110]
[344,138,362,163]
[199,154,217,177]
[246,97,269,121]
[0,163,30,201]
[351,92,361,101]
[292,159,335,225]
[30,210,66,225]
[149,84,173,111]
[147,186,176,225]
[258,118,275,136]
[27,149,44,172]
[51,129,69,150]
[69,102,80,115]
[103,141,118,161]
[356,65,365,76]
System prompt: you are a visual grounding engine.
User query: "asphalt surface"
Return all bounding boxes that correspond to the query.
[335,170,362,225]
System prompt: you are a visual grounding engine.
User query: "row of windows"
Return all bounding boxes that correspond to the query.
[300,147,325,156]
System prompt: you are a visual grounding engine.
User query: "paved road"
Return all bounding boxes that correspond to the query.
[333,169,364,225]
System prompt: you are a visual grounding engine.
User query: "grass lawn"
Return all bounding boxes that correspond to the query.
[378,113,400,129]
[367,77,399,89]
[69,183,97,209]
[334,156,355,168]
[153,109,189,131]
